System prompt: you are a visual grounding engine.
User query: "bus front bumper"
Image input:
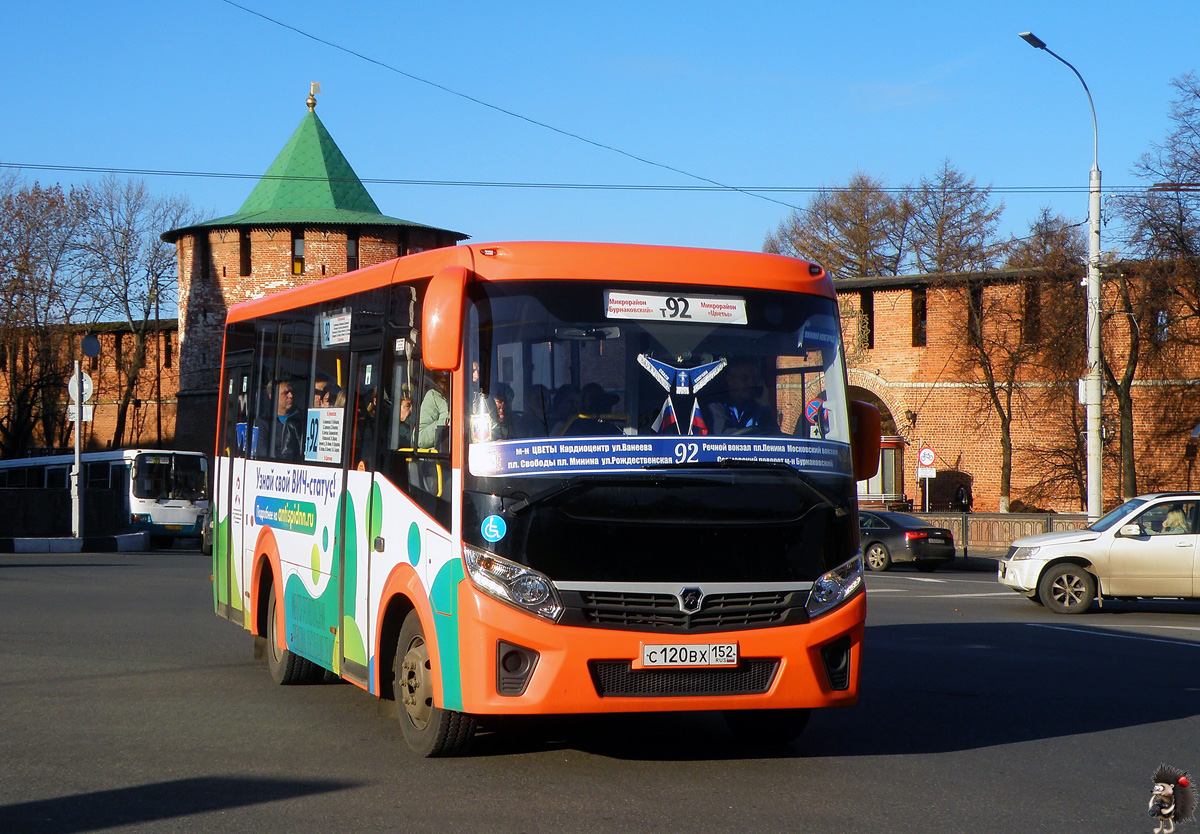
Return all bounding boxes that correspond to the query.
[130,516,205,537]
[450,585,865,716]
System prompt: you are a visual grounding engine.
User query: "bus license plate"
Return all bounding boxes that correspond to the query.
[638,643,738,668]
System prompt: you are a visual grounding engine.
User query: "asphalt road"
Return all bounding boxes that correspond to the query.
[2,551,1198,833]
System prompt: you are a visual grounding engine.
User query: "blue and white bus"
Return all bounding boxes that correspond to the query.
[0,448,209,540]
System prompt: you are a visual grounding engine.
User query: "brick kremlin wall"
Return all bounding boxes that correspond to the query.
[839,279,1200,513]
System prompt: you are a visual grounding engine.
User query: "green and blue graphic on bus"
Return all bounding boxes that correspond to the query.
[253,496,318,534]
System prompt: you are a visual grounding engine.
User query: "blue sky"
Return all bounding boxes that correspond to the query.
[3,1,1197,255]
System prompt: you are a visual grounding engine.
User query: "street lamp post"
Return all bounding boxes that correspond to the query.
[1020,31,1104,521]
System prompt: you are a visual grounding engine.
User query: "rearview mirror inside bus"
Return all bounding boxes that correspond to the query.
[554,326,622,341]
[849,399,881,482]
[423,265,470,371]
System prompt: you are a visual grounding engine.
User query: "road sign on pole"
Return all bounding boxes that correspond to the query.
[917,445,937,512]
[918,445,936,468]
[68,372,94,403]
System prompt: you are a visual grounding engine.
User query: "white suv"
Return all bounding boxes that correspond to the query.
[997,493,1200,614]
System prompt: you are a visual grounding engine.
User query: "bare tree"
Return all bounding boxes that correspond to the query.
[954,276,1044,512]
[0,181,92,456]
[943,209,1087,512]
[79,176,198,448]
[1122,73,1200,260]
[1005,209,1089,508]
[1100,259,1192,500]
[908,161,1005,273]
[765,172,909,279]
[1109,74,1200,498]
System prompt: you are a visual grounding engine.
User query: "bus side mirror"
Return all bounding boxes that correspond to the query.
[422,266,470,371]
[849,400,881,482]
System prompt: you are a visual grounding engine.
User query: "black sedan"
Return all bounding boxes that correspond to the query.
[858,511,956,572]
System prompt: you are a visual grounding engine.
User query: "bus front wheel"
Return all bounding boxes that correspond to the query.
[394,610,476,757]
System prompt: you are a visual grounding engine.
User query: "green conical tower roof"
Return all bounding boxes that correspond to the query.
[164,100,465,240]
[230,108,385,222]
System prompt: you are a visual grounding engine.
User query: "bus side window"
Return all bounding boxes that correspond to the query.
[379,363,451,525]
[86,462,109,490]
[46,467,68,490]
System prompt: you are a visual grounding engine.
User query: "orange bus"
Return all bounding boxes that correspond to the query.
[211,241,880,756]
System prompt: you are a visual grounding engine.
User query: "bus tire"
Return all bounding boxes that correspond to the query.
[266,589,318,685]
[723,708,811,746]
[394,610,476,757]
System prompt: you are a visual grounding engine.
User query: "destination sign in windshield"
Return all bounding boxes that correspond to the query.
[468,435,849,478]
[604,290,748,325]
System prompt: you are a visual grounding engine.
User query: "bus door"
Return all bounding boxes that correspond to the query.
[338,344,382,685]
[217,354,253,626]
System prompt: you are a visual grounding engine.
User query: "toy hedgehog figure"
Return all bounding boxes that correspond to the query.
[1150,765,1197,833]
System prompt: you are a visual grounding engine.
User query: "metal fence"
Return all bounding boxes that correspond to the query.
[912,512,1090,558]
[0,488,122,537]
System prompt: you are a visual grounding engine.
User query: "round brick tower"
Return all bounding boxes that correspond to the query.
[163,91,467,453]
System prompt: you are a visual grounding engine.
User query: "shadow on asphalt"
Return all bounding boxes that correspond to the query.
[877,555,999,573]
[0,562,130,570]
[464,617,1199,761]
[1,776,356,834]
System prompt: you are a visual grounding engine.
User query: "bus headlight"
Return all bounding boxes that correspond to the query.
[806,554,864,618]
[463,545,563,622]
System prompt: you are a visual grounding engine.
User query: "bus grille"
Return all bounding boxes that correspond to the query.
[588,659,779,697]
[577,590,795,631]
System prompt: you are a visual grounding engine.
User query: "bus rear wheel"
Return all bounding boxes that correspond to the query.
[266,589,318,685]
[723,708,811,746]
[394,610,476,757]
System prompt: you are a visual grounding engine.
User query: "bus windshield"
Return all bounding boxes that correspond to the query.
[466,280,852,483]
[133,453,208,502]
[462,280,856,583]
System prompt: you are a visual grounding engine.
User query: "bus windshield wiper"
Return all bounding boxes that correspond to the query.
[646,459,849,518]
[505,477,592,515]
[505,474,670,515]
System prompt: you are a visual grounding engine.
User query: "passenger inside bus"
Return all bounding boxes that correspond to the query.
[255,379,305,461]
[548,385,582,435]
[312,374,331,408]
[556,383,623,436]
[394,387,415,448]
[514,383,553,437]
[417,372,451,451]
[705,358,778,435]
[489,383,515,440]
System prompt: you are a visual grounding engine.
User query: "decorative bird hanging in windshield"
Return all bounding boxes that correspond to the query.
[638,354,725,435]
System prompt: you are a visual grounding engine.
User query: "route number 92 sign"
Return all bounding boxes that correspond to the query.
[604,290,748,325]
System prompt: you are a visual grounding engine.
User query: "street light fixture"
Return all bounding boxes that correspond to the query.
[1020,31,1104,521]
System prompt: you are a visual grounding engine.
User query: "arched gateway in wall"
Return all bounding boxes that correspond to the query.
[847,383,908,509]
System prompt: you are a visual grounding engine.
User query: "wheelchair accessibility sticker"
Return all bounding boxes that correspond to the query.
[481,514,507,543]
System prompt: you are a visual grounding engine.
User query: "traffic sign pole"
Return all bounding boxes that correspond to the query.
[917,445,937,513]
[72,336,101,541]
[72,360,82,539]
